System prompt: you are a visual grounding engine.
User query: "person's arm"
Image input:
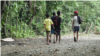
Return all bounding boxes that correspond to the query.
[44,20,46,31]
[52,24,55,29]
[60,18,62,24]
[72,20,75,28]
[44,24,45,31]
[51,20,55,29]
[81,18,83,21]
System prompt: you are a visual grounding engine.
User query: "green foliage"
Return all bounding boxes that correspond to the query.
[1,1,100,38]
[46,1,63,15]
[58,1,100,33]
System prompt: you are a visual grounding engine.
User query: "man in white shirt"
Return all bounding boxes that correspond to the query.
[72,11,80,42]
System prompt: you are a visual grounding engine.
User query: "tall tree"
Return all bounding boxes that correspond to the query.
[29,1,36,26]
[1,1,5,19]
[1,1,9,38]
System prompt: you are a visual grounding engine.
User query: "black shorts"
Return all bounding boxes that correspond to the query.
[54,29,60,35]
[73,26,80,32]
[46,31,50,35]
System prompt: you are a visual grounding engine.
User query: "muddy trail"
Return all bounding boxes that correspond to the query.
[1,34,100,56]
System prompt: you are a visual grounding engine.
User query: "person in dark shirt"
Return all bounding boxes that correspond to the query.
[53,11,62,43]
[49,12,56,43]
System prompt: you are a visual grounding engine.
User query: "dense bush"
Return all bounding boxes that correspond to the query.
[1,1,100,38]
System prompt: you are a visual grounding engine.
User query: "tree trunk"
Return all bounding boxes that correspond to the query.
[83,23,88,33]
[1,15,3,21]
[29,1,36,26]
[5,1,10,37]
[26,1,32,14]
[87,22,93,33]
[6,1,9,6]
[1,1,6,19]
[27,1,32,11]
[1,1,9,38]
[85,22,93,34]
[1,1,6,38]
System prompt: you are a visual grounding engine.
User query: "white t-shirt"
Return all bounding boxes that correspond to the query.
[73,16,80,26]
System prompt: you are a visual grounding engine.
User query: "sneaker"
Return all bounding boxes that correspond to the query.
[53,41,56,43]
[74,37,77,42]
[49,40,51,43]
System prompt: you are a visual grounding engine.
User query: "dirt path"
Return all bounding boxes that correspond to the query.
[1,34,100,56]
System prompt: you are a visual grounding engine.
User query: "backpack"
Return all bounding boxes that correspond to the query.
[77,16,82,24]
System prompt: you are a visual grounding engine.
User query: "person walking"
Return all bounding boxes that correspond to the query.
[49,12,56,43]
[53,11,62,43]
[72,11,82,42]
[44,14,55,45]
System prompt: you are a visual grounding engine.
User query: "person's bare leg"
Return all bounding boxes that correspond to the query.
[47,32,50,44]
[50,34,52,41]
[74,31,76,37]
[53,34,56,43]
[46,32,48,44]
[76,31,78,42]
[59,35,61,43]
[74,31,77,42]
[56,34,58,42]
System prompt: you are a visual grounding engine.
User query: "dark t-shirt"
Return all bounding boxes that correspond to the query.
[53,16,62,30]
[51,16,55,29]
